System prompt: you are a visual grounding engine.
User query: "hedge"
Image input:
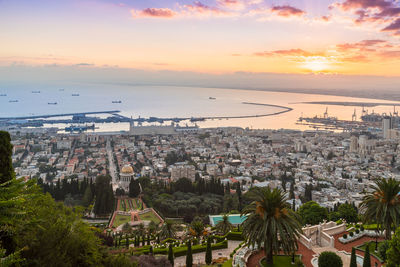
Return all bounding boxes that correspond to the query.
[134,240,228,257]
[214,231,243,243]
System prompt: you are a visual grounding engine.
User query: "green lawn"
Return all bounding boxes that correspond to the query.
[113,214,131,228]
[135,199,142,209]
[139,210,161,224]
[222,259,232,267]
[260,255,301,267]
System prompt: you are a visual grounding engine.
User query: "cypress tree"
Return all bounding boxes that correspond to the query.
[168,244,174,266]
[149,245,153,255]
[125,236,129,248]
[157,234,160,244]
[363,244,371,267]
[147,234,150,246]
[186,240,193,267]
[142,235,145,247]
[0,131,14,183]
[350,247,357,267]
[205,236,212,265]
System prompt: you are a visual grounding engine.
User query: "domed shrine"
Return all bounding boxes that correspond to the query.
[118,164,135,191]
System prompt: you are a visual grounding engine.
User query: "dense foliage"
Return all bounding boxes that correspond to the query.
[386,227,400,267]
[93,175,115,215]
[298,201,328,225]
[0,131,14,183]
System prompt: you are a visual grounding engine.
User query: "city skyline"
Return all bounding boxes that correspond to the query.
[1,0,400,84]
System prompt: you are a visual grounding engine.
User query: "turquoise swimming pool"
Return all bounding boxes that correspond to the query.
[209,214,247,226]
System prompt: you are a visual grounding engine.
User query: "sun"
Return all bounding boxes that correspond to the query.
[302,56,332,72]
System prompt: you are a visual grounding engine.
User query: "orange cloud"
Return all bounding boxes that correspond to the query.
[270,5,305,17]
[131,8,176,18]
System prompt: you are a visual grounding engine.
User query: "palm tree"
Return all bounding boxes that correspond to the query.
[241,187,302,265]
[360,178,400,240]
[216,214,232,235]
[160,219,177,239]
[148,221,159,235]
[189,220,205,238]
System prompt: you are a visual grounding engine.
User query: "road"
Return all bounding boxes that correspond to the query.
[106,137,118,190]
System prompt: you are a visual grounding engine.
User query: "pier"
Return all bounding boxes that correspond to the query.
[0,102,293,130]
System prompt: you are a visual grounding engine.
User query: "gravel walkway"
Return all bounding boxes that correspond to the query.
[174,240,242,267]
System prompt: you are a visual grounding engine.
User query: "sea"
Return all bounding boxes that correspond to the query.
[1,84,400,132]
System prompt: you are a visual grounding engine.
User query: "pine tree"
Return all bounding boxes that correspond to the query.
[0,131,14,183]
[186,240,193,267]
[363,244,371,267]
[205,236,212,265]
[350,247,357,267]
[168,244,174,266]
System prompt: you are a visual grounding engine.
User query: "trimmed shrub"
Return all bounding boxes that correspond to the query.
[343,234,347,239]
[318,251,343,267]
[349,232,354,237]
[360,225,365,231]
[355,229,360,234]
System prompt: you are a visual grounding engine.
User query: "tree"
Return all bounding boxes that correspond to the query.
[289,182,295,200]
[363,244,371,267]
[0,131,14,183]
[318,251,343,267]
[338,203,358,223]
[378,240,389,262]
[186,240,193,267]
[350,247,357,267]
[241,187,303,265]
[0,178,105,266]
[82,186,93,207]
[189,219,205,238]
[168,244,174,266]
[386,227,400,267]
[298,201,328,225]
[93,175,115,215]
[216,214,232,235]
[129,179,140,198]
[360,178,400,239]
[149,246,153,255]
[160,220,177,240]
[205,236,212,265]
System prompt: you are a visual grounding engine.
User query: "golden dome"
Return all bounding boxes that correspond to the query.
[121,165,134,174]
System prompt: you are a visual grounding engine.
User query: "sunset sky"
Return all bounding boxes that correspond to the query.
[1,0,400,81]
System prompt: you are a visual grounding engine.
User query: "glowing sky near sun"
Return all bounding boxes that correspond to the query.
[1,0,400,76]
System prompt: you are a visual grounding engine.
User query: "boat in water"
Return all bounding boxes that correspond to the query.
[0,94,7,96]
[9,100,18,103]
[112,100,122,103]
[31,90,41,93]
[71,94,80,96]
[48,102,57,105]
[209,97,216,100]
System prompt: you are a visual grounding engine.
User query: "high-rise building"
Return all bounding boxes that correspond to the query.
[383,116,395,139]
